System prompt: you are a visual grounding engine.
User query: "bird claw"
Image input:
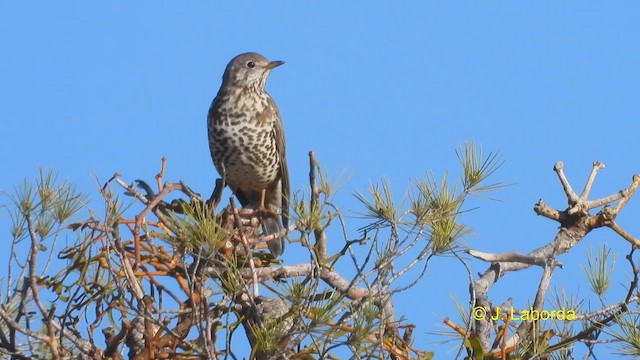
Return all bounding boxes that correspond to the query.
[256,206,279,221]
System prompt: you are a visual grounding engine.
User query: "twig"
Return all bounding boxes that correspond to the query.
[612,174,640,213]
[452,249,475,360]
[0,306,53,346]
[309,151,327,261]
[156,157,167,193]
[575,294,640,320]
[443,317,467,337]
[533,200,563,221]
[609,221,640,247]
[111,236,145,300]
[580,161,605,199]
[24,213,61,359]
[229,197,260,297]
[501,314,510,360]
[553,162,579,203]
[586,191,628,211]
[467,249,563,269]
[205,264,368,301]
[131,181,180,265]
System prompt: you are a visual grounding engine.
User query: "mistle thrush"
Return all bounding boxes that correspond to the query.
[207,52,289,256]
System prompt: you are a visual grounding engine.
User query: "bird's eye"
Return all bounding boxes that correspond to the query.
[246,61,255,68]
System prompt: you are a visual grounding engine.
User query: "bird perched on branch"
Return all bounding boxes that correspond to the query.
[208,52,289,256]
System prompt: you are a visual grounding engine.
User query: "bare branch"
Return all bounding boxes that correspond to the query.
[467,249,563,268]
[553,161,579,203]
[580,161,605,199]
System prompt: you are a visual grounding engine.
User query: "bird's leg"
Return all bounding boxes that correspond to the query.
[259,188,267,210]
[257,188,277,218]
[255,189,276,250]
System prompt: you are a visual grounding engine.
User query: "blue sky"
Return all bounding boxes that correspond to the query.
[1,2,639,357]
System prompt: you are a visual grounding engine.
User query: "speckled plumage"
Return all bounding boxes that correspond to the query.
[207,52,289,256]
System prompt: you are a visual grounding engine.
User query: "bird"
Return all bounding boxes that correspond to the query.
[207,52,289,256]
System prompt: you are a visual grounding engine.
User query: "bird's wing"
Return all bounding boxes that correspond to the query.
[206,96,220,158]
[272,101,290,228]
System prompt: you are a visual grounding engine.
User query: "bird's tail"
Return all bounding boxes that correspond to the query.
[262,216,285,256]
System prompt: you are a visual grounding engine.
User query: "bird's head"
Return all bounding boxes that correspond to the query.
[221,52,284,90]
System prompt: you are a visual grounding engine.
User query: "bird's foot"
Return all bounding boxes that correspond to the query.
[256,206,279,221]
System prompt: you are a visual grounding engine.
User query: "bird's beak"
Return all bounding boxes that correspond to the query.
[266,60,285,69]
